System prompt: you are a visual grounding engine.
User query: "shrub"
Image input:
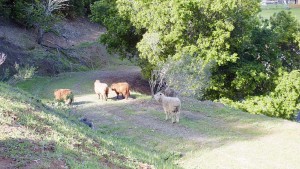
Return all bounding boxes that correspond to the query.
[9,0,32,26]
[0,0,11,17]
[8,63,36,84]
[63,0,97,17]
[221,70,300,119]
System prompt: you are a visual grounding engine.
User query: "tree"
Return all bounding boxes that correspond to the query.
[90,0,143,58]
[270,11,300,70]
[116,0,260,74]
[205,11,300,100]
[221,70,300,120]
[6,0,69,44]
[64,0,98,17]
[91,0,300,112]
[25,0,69,44]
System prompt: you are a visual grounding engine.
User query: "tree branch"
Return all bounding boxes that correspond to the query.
[0,53,7,65]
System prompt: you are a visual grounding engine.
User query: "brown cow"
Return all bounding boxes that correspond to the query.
[110,82,130,100]
[54,89,74,105]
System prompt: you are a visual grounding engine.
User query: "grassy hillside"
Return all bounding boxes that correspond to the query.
[9,65,300,169]
[260,6,300,21]
[0,82,174,168]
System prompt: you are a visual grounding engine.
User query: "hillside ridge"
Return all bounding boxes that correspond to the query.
[0,17,110,78]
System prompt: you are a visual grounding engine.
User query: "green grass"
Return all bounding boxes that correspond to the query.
[260,7,300,21]
[8,67,300,168]
[0,82,178,168]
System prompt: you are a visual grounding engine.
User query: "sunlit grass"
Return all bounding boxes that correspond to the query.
[0,82,179,168]
[260,7,300,21]
[11,66,300,169]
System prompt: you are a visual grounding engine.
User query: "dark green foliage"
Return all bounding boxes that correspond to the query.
[9,0,33,26]
[64,0,97,18]
[0,0,11,17]
[205,11,300,100]
[137,58,155,79]
[1,0,95,22]
[270,11,300,71]
[67,0,85,17]
[2,0,58,33]
[90,0,143,58]
[221,70,300,119]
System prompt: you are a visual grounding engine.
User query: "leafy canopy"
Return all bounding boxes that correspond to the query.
[221,70,300,120]
[90,0,300,119]
[90,0,143,58]
[206,11,300,100]
[116,0,261,67]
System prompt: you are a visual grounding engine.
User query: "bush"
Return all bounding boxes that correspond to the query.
[8,63,36,85]
[9,0,33,26]
[63,0,97,18]
[0,0,11,17]
[221,70,300,119]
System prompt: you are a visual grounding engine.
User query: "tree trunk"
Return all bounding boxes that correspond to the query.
[37,28,44,44]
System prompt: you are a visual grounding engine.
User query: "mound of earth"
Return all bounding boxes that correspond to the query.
[0,16,110,78]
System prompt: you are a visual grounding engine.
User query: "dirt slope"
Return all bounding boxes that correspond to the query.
[0,17,110,77]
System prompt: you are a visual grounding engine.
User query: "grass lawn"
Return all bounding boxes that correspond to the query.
[260,6,300,21]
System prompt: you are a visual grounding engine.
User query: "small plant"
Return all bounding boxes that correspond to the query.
[14,63,36,80]
[23,0,69,44]
[8,63,37,84]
